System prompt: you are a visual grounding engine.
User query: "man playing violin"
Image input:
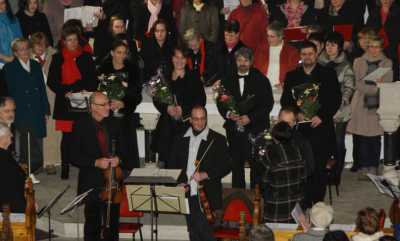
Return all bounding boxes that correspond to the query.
[70,92,133,241]
[169,105,232,241]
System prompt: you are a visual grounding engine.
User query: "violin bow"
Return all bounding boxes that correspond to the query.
[190,139,214,180]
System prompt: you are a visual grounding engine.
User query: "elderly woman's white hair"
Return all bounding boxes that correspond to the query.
[0,122,11,138]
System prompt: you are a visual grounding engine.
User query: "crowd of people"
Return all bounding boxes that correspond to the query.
[0,0,400,240]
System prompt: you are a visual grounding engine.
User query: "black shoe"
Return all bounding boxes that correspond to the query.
[350,165,359,172]
[61,165,69,179]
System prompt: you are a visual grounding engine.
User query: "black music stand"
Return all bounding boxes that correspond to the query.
[125,171,181,241]
[37,185,70,241]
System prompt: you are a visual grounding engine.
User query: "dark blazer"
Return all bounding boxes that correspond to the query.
[70,114,133,197]
[47,52,97,121]
[367,3,400,81]
[16,10,53,46]
[169,128,231,210]
[280,64,341,159]
[3,59,50,138]
[217,67,274,134]
[151,70,206,163]
[216,41,246,80]
[140,36,175,82]
[0,148,26,213]
[128,2,176,43]
[269,3,317,27]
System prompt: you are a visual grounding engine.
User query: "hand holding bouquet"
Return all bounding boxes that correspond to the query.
[292,82,321,121]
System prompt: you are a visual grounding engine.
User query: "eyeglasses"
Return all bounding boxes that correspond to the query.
[92,102,110,107]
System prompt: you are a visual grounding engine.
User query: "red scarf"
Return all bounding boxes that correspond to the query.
[61,47,83,85]
[187,39,206,77]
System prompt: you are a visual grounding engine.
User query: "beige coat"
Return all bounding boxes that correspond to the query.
[33,47,61,166]
[346,53,393,136]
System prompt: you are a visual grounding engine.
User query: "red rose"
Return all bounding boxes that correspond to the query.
[220,94,230,102]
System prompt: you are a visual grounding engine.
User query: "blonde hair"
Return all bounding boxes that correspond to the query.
[183,28,201,43]
[11,37,30,53]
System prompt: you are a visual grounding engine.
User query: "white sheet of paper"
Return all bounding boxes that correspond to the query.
[223,0,239,19]
[64,6,102,27]
[291,203,310,231]
[129,168,182,180]
[0,213,25,223]
[367,173,400,198]
[67,92,93,109]
[362,67,391,81]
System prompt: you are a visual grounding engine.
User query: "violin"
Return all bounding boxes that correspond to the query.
[24,177,36,241]
[194,159,216,224]
[99,139,124,239]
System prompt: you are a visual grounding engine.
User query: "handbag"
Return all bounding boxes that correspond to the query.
[363,81,380,109]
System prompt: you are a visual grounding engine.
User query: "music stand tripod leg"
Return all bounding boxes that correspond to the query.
[150,184,159,241]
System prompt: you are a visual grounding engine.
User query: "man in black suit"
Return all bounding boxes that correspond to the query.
[280,41,341,208]
[70,92,133,241]
[169,105,231,241]
[217,47,274,189]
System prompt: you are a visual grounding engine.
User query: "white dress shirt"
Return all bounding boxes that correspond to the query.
[18,58,31,73]
[238,71,249,95]
[267,43,283,87]
[184,127,209,196]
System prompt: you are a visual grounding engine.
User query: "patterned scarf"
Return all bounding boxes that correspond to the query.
[147,0,162,32]
[282,1,306,28]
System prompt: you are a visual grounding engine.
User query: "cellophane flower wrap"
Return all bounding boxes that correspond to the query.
[292,82,321,120]
[212,82,239,114]
[144,68,174,105]
[98,72,128,100]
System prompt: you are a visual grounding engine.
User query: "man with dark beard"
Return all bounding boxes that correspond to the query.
[280,41,341,208]
[217,47,274,189]
[169,105,231,241]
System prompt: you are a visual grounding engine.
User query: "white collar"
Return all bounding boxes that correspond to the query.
[184,127,209,141]
[238,71,249,76]
[18,58,31,72]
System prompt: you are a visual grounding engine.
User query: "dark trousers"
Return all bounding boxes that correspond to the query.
[356,135,381,168]
[352,134,361,169]
[332,122,347,185]
[186,196,216,241]
[84,200,120,241]
[61,132,73,167]
[226,129,255,188]
[15,127,43,173]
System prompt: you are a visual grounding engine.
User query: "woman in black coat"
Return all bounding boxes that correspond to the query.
[16,0,53,46]
[97,40,142,169]
[151,47,206,168]
[47,26,97,179]
[140,19,175,82]
[128,0,176,44]
[367,0,400,81]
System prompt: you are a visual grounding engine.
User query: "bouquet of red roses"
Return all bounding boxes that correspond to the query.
[212,81,239,115]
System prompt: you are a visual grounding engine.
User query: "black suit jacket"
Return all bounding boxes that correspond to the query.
[70,114,132,197]
[217,67,274,134]
[0,148,26,213]
[216,41,246,80]
[169,128,231,210]
[281,64,341,159]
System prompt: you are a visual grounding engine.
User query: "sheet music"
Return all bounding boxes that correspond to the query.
[60,188,94,214]
[291,203,310,231]
[64,6,102,27]
[367,174,400,198]
[129,168,181,180]
[67,92,92,109]
[0,213,25,223]
[363,67,391,81]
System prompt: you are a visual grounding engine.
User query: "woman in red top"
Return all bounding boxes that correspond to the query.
[47,26,97,179]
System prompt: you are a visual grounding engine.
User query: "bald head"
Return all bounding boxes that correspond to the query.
[90,92,110,121]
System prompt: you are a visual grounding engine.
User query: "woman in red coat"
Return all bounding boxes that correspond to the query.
[228,0,268,53]
[254,21,300,89]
